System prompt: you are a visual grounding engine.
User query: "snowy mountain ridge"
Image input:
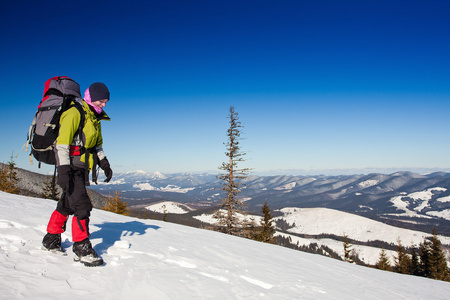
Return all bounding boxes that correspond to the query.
[1,191,450,299]
[91,171,450,225]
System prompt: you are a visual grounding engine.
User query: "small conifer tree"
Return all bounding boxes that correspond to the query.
[419,238,432,277]
[0,155,19,194]
[409,245,421,276]
[376,248,392,271]
[103,188,129,216]
[394,239,411,274]
[428,229,450,281]
[257,201,276,243]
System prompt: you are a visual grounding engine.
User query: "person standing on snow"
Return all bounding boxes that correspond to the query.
[42,82,113,267]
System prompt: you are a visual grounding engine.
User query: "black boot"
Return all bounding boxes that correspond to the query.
[42,233,66,255]
[73,238,103,267]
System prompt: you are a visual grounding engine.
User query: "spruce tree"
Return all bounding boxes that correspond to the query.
[376,248,392,271]
[419,238,432,277]
[428,229,450,281]
[215,106,251,235]
[409,245,421,276]
[0,155,19,194]
[394,239,411,274]
[103,189,129,216]
[255,201,276,243]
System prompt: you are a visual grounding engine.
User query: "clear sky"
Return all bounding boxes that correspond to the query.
[1,0,450,175]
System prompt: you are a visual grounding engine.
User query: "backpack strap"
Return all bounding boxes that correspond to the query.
[68,101,99,186]
[69,101,85,145]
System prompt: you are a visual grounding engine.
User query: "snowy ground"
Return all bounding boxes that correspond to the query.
[1,191,450,299]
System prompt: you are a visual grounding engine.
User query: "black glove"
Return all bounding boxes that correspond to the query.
[75,209,90,220]
[99,158,113,183]
[57,165,71,192]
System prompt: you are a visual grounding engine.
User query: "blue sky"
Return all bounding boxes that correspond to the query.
[1,0,450,175]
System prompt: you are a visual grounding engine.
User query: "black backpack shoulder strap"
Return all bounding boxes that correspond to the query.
[69,101,94,186]
[69,101,86,137]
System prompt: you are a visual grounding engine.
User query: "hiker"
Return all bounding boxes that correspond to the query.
[42,82,113,267]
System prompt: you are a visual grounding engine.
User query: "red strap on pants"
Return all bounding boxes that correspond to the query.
[47,210,68,234]
[72,217,89,242]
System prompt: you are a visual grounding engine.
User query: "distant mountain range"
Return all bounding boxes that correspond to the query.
[90,170,450,234]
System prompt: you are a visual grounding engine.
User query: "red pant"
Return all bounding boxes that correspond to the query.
[46,210,89,242]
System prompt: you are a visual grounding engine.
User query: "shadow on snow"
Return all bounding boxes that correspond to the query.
[89,220,160,254]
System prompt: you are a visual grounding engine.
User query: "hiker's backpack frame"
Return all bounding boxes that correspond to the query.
[27,76,85,167]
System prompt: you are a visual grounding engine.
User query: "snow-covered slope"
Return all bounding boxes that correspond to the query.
[277,207,450,245]
[1,191,450,299]
[191,207,450,266]
[274,207,450,265]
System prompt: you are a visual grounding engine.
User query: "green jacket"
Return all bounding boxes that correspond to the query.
[55,100,110,170]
